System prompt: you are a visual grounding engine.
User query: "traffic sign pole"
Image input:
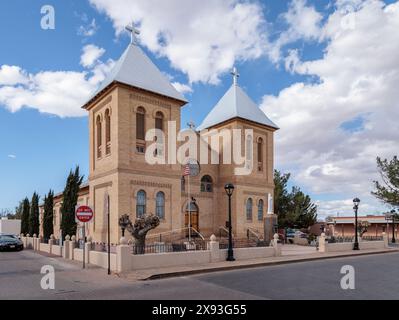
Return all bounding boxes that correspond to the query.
[75,206,94,270]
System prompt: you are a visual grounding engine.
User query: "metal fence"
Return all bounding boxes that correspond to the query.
[219,238,268,249]
[131,240,207,255]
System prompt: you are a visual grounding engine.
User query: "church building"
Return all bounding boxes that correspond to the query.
[40,26,279,245]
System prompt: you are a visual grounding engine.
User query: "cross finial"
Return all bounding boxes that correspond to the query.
[231,66,240,86]
[187,121,196,130]
[125,21,140,45]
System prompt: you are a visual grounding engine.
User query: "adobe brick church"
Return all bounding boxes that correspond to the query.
[40,30,279,245]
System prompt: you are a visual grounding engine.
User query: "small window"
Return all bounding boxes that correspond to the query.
[136,107,146,140]
[246,198,253,221]
[257,138,263,172]
[96,115,102,158]
[258,200,264,221]
[156,192,165,220]
[155,111,164,131]
[105,109,111,155]
[136,190,146,218]
[201,175,213,192]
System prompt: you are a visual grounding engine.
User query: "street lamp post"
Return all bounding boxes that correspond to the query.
[353,198,360,250]
[386,210,397,244]
[224,183,235,262]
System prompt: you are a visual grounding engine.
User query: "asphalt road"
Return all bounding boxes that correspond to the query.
[1,250,399,300]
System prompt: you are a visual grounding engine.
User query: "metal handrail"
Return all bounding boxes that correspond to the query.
[218,226,234,238]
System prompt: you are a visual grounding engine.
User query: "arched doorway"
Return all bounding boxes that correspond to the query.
[185,199,199,235]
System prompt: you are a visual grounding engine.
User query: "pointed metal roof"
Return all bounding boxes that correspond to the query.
[84,44,187,107]
[197,83,279,131]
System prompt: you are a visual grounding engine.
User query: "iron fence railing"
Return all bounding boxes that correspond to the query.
[131,240,208,255]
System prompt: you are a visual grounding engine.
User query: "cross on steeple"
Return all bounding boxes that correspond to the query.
[187,121,196,130]
[231,66,240,86]
[125,21,140,45]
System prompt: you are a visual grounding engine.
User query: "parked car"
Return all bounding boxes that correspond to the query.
[0,234,24,252]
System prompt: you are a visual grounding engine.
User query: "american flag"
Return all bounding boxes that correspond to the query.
[183,164,191,176]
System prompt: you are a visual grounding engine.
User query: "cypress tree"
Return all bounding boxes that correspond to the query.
[61,166,83,240]
[21,198,30,235]
[29,192,40,236]
[43,190,54,241]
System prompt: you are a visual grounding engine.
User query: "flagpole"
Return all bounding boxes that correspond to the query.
[188,172,191,242]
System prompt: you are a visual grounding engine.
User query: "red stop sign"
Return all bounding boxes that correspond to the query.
[76,206,94,223]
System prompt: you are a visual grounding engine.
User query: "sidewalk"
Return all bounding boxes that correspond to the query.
[120,247,399,281]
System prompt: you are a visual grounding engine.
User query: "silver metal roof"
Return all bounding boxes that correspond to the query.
[86,44,187,104]
[197,84,279,131]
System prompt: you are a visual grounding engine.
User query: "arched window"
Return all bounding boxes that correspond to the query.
[156,192,165,219]
[246,134,253,170]
[257,138,263,172]
[155,111,164,131]
[136,107,146,140]
[201,175,213,192]
[136,107,146,153]
[136,190,146,218]
[258,199,264,221]
[96,115,102,158]
[246,198,253,221]
[105,109,111,155]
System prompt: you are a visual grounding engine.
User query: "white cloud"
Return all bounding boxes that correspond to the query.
[7,154,16,159]
[80,44,105,68]
[172,82,193,95]
[0,46,114,117]
[78,18,99,37]
[261,0,399,214]
[0,65,29,86]
[269,0,323,63]
[89,0,270,84]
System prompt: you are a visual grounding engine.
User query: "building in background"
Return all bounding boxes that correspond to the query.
[0,218,21,235]
[327,215,396,238]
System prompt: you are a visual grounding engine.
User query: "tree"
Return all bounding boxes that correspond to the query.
[273,170,291,218]
[21,198,30,235]
[14,201,23,220]
[274,170,318,229]
[42,190,54,241]
[123,214,160,254]
[29,192,40,236]
[372,156,399,207]
[61,166,83,240]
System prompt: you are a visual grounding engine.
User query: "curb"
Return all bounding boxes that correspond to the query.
[144,249,398,281]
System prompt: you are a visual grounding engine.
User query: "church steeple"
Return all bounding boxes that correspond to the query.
[197,69,278,131]
[83,23,187,109]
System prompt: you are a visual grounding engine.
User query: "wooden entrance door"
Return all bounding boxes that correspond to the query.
[185,212,199,233]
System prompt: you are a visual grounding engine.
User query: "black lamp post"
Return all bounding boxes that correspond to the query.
[353,198,360,250]
[224,183,235,262]
[386,210,397,243]
[118,214,131,237]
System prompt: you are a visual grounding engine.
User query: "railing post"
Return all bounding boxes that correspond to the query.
[209,234,220,262]
[272,234,282,256]
[85,236,92,265]
[318,233,326,253]
[63,235,70,259]
[70,236,76,260]
[117,237,130,273]
[383,232,389,248]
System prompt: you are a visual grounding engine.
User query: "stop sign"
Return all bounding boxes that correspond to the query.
[76,205,94,223]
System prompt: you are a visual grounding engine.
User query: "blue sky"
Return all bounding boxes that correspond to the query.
[1,0,398,218]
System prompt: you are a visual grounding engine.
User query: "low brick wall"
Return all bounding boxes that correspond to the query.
[319,233,388,253]
[21,235,283,274]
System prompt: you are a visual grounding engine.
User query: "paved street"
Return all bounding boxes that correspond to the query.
[1,250,399,300]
